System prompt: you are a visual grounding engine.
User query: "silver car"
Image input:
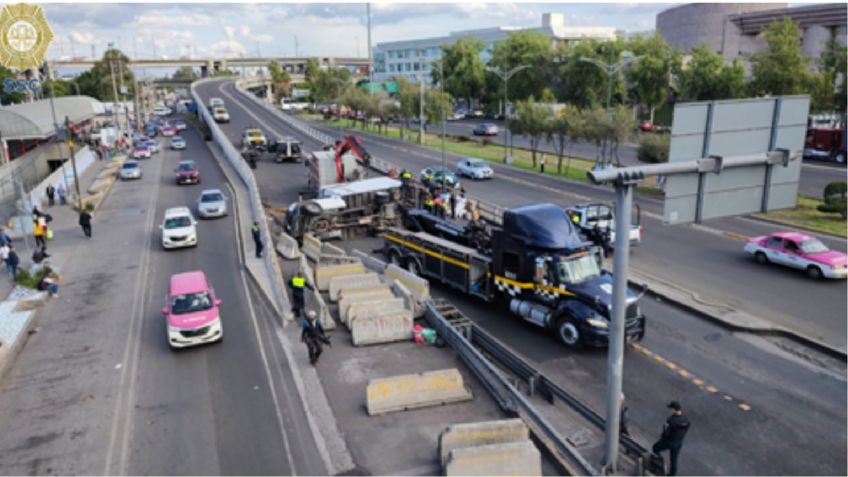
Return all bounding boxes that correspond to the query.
[456,158,494,180]
[170,136,186,150]
[196,189,227,218]
[119,160,142,180]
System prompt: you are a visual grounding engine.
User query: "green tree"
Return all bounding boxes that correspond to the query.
[394,76,420,141]
[268,61,292,101]
[423,88,452,126]
[817,181,847,220]
[91,48,136,101]
[555,39,624,108]
[677,44,747,101]
[0,65,24,104]
[172,66,198,81]
[434,35,486,110]
[42,79,70,97]
[749,18,810,96]
[304,58,320,83]
[817,36,847,112]
[489,30,553,102]
[625,33,681,122]
[510,96,552,167]
[311,68,351,103]
[546,104,582,174]
[609,105,636,166]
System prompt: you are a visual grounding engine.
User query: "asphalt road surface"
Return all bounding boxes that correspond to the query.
[195,79,847,475]
[438,118,845,198]
[0,122,325,475]
[288,95,848,352]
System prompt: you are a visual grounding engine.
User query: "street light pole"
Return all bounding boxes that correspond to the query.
[418,57,425,145]
[485,64,530,163]
[579,52,643,111]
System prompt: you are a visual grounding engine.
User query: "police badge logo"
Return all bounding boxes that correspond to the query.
[0,3,53,70]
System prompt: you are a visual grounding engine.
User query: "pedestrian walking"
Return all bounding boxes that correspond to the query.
[45,185,56,207]
[251,221,263,258]
[57,184,67,205]
[0,242,10,278]
[289,270,314,318]
[79,209,92,238]
[33,220,47,249]
[540,154,546,174]
[7,246,19,281]
[619,393,631,437]
[0,227,11,247]
[301,310,331,365]
[449,190,457,219]
[652,401,691,476]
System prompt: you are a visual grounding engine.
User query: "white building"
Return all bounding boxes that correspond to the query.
[373,13,617,83]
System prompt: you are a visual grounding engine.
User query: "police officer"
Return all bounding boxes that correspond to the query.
[301,310,331,365]
[652,401,691,476]
[251,221,263,258]
[289,270,314,318]
[424,194,435,214]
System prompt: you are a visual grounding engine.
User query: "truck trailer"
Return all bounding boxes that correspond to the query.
[382,203,646,348]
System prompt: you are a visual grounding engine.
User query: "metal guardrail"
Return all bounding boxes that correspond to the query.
[192,78,292,322]
[425,300,598,476]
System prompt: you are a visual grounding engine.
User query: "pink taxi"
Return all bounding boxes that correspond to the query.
[744,231,847,279]
[162,271,223,348]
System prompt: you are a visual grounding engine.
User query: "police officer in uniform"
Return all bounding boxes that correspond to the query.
[652,401,691,476]
[289,270,314,318]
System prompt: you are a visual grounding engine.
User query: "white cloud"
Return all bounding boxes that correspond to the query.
[130,10,213,28]
[224,25,236,38]
[70,31,95,45]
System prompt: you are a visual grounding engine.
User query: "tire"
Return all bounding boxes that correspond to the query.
[407,258,421,277]
[835,151,845,164]
[388,248,404,267]
[806,266,823,279]
[556,317,582,349]
[755,252,768,265]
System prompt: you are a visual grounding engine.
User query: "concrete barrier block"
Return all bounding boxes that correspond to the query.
[445,440,541,476]
[302,233,322,262]
[87,177,112,194]
[309,289,335,331]
[328,273,382,302]
[275,231,301,259]
[345,298,406,328]
[351,308,413,346]
[321,241,346,258]
[338,285,393,304]
[385,263,430,305]
[338,288,395,318]
[366,368,473,416]
[299,256,316,289]
[315,261,365,291]
[390,280,422,318]
[439,419,529,467]
[13,292,50,311]
[351,249,387,273]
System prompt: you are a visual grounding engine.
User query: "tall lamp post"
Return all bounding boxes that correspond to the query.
[579,51,643,111]
[485,64,529,163]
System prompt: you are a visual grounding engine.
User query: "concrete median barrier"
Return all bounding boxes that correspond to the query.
[338,288,396,319]
[351,309,414,346]
[328,273,382,302]
[309,288,335,331]
[366,368,473,416]
[276,231,301,259]
[87,177,113,194]
[321,241,346,257]
[315,261,365,291]
[445,440,541,476]
[299,256,316,289]
[385,264,429,317]
[351,249,387,273]
[302,233,322,262]
[345,298,406,329]
[439,419,529,467]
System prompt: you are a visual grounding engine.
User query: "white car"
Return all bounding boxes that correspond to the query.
[153,106,173,116]
[208,97,225,110]
[170,136,187,150]
[212,107,229,123]
[160,207,198,249]
[119,160,142,180]
[456,158,494,180]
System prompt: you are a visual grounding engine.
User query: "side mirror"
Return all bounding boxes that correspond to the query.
[214,299,222,306]
[161,307,169,315]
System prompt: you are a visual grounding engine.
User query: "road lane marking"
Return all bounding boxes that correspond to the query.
[739,403,752,411]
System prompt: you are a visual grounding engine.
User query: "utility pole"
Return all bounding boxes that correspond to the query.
[64,116,83,211]
[485,64,530,163]
[118,58,132,132]
[366,3,373,94]
[108,44,122,139]
[439,59,447,190]
[418,57,424,145]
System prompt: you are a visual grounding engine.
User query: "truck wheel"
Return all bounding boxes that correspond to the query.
[556,317,582,349]
[755,252,768,265]
[407,258,421,277]
[388,249,404,267]
[806,265,823,279]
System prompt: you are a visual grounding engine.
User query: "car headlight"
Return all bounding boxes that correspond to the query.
[168,325,181,334]
[586,318,609,329]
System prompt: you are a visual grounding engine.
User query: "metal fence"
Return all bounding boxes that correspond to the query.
[192,78,292,322]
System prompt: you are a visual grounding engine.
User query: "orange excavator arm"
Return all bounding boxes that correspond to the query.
[333,135,372,182]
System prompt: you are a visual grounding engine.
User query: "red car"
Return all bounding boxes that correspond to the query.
[132,145,152,159]
[175,160,200,185]
[160,125,177,137]
[639,121,654,132]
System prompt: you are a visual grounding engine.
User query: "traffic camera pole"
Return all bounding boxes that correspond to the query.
[65,117,83,211]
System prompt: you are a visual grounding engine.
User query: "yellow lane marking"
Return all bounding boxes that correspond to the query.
[706,386,718,394]
[678,370,690,378]
[692,379,704,386]
[738,403,751,411]
[665,362,678,370]
[723,231,749,241]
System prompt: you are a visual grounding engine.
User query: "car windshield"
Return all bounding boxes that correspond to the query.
[469,160,485,168]
[172,137,183,142]
[164,216,192,229]
[556,254,601,284]
[178,163,195,171]
[247,131,262,137]
[201,193,224,203]
[800,239,829,254]
[170,291,213,315]
[122,162,139,169]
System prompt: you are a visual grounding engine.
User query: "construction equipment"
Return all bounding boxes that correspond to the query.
[332,135,372,182]
[383,204,646,349]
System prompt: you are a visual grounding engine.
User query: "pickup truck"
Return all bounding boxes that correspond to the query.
[565,203,642,248]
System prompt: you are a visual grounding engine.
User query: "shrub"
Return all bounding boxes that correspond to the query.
[638,134,670,163]
[84,202,95,212]
[817,181,847,219]
[15,265,51,289]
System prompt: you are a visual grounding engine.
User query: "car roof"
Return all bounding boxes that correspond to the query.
[464,158,486,164]
[122,160,140,166]
[171,136,184,140]
[771,231,814,242]
[178,160,196,166]
[170,271,208,296]
[164,206,193,218]
[200,188,223,196]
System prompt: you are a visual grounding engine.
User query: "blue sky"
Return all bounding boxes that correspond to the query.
[42,2,673,61]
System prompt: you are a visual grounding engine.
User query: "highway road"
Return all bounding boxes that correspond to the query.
[270,91,848,352]
[196,79,847,475]
[437,118,845,198]
[0,122,325,474]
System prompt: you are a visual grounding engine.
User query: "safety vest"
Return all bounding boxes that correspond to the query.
[424,198,434,207]
[402,171,412,180]
[292,276,305,288]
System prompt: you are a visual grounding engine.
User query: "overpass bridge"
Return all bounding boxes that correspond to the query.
[51,56,370,80]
